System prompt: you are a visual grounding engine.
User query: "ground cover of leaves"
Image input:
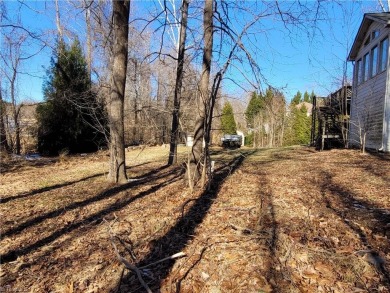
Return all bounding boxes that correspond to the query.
[0,146,389,292]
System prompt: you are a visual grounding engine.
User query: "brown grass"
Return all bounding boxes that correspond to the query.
[0,146,389,292]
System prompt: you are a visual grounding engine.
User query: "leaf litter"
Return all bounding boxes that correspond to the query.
[0,146,389,292]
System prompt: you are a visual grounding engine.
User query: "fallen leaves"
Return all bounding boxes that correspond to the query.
[1,146,389,292]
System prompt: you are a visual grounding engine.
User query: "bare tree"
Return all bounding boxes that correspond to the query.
[188,0,213,188]
[189,1,265,187]
[85,0,93,79]
[107,0,130,183]
[55,0,63,38]
[0,29,34,154]
[168,0,189,165]
[0,83,10,152]
[378,0,390,12]
[351,103,376,154]
[349,84,381,155]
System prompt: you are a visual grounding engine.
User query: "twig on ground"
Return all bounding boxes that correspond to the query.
[229,222,255,235]
[105,218,186,292]
[105,219,152,293]
[109,233,152,293]
[114,236,137,261]
[115,268,125,293]
[139,252,186,269]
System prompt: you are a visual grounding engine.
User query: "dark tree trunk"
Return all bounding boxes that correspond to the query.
[0,90,10,153]
[188,0,213,188]
[168,0,189,165]
[10,71,21,155]
[107,0,130,184]
[14,114,20,155]
[131,59,139,144]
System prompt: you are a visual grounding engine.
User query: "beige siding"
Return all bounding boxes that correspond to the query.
[350,22,389,150]
[384,53,390,151]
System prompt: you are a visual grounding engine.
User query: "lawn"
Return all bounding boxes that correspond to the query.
[1,146,389,292]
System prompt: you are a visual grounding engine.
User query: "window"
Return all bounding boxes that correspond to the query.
[370,46,378,77]
[357,59,363,84]
[363,53,370,81]
[379,37,388,72]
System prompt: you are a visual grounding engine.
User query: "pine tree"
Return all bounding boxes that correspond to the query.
[294,104,311,144]
[303,91,311,103]
[37,38,106,155]
[291,90,302,105]
[245,92,263,128]
[221,101,237,134]
[284,102,311,145]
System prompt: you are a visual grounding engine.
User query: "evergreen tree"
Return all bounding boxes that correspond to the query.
[221,101,237,134]
[310,90,315,103]
[245,92,263,128]
[303,91,311,103]
[291,90,302,105]
[37,38,106,155]
[294,104,311,144]
[284,103,311,145]
[245,88,285,147]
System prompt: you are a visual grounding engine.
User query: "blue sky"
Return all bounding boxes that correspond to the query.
[0,0,386,104]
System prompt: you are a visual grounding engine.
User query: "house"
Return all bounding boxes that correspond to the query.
[296,102,313,117]
[348,13,390,152]
[3,103,38,153]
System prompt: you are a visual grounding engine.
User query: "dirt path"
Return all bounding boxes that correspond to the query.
[1,146,389,292]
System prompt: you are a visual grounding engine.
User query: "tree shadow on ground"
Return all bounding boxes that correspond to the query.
[0,157,58,174]
[2,165,170,239]
[359,160,390,183]
[269,147,316,161]
[1,162,151,204]
[1,165,182,264]
[318,171,390,286]
[253,169,294,292]
[1,173,103,204]
[119,150,255,292]
[368,151,390,161]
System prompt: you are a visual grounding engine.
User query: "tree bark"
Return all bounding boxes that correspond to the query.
[188,0,213,187]
[130,58,139,144]
[107,0,130,184]
[168,0,189,165]
[0,88,10,153]
[13,107,21,155]
[10,62,21,155]
[55,0,63,38]
[85,0,92,80]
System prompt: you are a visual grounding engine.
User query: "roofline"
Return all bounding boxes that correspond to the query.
[348,13,390,61]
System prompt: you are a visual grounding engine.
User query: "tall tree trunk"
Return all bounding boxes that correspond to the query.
[0,89,10,153]
[107,0,130,184]
[13,108,21,155]
[168,0,189,165]
[132,59,139,144]
[10,68,21,155]
[156,67,163,144]
[85,0,92,79]
[55,0,63,38]
[188,0,213,188]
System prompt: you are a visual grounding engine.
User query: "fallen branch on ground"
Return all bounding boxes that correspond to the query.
[109,233,152,293]
[105,219,186,293]
[140,252,186,269]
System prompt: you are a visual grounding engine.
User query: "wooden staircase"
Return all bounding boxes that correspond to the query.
[311,86,351,150]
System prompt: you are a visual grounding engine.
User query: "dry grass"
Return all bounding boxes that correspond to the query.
[0,146,389,292]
